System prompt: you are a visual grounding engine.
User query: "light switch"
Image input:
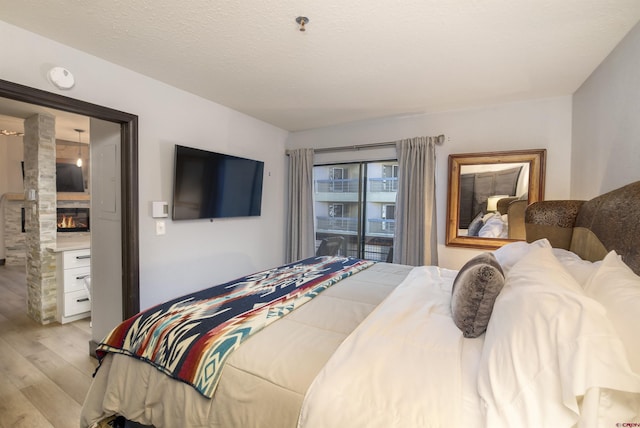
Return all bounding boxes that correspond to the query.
[155,220,166,236]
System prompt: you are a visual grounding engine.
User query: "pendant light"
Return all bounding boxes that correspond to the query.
[75,128,84,167]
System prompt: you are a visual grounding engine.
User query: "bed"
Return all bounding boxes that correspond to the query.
[465,196,527,239]
[81,181,640,428]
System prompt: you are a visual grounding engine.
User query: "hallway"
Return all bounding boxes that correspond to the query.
[0,264,96,428]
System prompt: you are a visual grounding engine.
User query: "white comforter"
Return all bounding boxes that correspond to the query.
[298,266,482,428]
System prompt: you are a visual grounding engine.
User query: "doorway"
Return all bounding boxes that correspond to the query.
[0,79,139,341]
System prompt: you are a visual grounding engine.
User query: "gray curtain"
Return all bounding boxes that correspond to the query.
[286,148,315,262]
[393,137,438,266]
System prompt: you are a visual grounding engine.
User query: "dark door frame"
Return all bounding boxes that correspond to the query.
[0,79,140,318]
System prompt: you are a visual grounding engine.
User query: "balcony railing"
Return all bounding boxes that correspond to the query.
[315,178,359,193]
[315,233,393,262]
[362,244,393,262]
[316,216,358,233]
[367,218,395,234]
[368,177,398,192]
[316,216,395,236]
[314,177,398,194]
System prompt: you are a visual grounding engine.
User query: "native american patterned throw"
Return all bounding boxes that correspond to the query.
[96,256,374,398]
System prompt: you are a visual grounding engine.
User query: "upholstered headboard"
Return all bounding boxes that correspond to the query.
[525,181,640,275]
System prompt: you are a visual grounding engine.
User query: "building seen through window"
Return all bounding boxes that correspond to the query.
[313,161,398,262]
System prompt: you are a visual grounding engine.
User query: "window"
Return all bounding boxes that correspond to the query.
[381,204,395,231]
[330,167,344,180]
[314,160,398,261]
[328,203,343,218]
[382,164,399,192]
[328,203,347,229]
[329,167,345,192]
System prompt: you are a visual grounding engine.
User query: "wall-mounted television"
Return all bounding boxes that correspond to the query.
[56,163,85,192]
[172,145,264,220]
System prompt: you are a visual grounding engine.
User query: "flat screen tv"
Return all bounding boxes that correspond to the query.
[172,145,264,220]
[56,163,85,192]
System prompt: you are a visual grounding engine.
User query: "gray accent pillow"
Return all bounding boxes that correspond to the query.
[451,252,505,338]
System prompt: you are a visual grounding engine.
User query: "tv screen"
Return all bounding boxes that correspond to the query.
[56,163,85,192]
[172,145,264,220]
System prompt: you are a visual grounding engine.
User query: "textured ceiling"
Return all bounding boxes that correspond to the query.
[1,0,640,131]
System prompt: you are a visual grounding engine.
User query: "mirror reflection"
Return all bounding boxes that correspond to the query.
[446,149,546,250]
[458,162,529,239]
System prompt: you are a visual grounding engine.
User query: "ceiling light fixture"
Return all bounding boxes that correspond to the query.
[74,128,85,168]
[295,16,309,32]
[0,129,24,137]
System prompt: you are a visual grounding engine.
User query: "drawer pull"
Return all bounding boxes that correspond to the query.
[75,274,90,280]
[76,298,90,303]
[75,255,91,260]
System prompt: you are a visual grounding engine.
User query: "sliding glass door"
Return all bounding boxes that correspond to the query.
[313,160,398,262]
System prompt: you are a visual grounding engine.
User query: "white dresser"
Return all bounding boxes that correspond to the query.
[55,247,92,324]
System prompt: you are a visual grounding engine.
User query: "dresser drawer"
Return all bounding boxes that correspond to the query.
[63,289,91,317]
[63,266,91,293]
[62,249,91,269]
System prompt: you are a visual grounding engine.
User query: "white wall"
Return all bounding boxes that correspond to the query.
[572,22,640,199]
[0,134,24,261]
[0,21,289,309]
[287,96,573,269]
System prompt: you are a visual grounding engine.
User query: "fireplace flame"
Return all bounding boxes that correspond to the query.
[58,215,77,229]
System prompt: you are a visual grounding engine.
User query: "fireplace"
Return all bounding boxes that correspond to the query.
[57,208,90,233]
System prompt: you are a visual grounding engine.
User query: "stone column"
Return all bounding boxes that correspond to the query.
[23,114,57,324]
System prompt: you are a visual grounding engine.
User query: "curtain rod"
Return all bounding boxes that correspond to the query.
[287,134,445,155]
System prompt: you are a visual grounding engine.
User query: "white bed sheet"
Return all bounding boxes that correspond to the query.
[298,265,483,428]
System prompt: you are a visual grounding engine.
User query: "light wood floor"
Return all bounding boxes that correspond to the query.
[0,264,97,428]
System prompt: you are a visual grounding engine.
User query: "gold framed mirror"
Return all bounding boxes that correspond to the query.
[446,149,546,250]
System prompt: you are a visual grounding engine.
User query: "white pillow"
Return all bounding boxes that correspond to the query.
[551,248,601,288]
[478,245,640,428]
[584,251,640,374]
[493,238,551,275]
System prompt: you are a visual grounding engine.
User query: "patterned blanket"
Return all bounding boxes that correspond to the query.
[96,256,374,398]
